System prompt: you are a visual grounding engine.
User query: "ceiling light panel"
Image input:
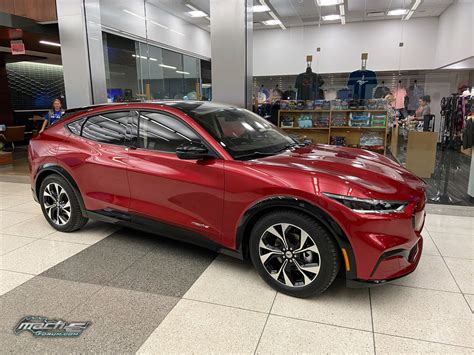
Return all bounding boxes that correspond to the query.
[317,0,344,6]
[262,19,281,25]
[187,10,207,17]
[253,5,270,13]
[387,9,409,16]
[322,14,341,21]
[339,4,345,16]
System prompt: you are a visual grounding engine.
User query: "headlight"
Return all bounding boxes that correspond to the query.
[323,193,408,214]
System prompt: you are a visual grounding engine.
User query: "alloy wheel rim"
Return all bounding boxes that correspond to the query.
[43,183,71,226]
[259,223,321,288]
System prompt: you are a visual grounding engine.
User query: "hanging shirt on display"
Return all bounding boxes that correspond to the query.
[394,87,407,109]
[336,87,352,100]
[347,70,378,100]
[324,88,338,100]
[295,69,324,100]
[407,85,424,111]
[282,89,296,100]
[373,86,391,99]
[257,86,270,103]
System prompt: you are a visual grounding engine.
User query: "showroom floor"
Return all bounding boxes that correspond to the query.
[0,181,473,354]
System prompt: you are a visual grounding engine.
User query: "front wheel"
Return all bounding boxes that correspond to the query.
[39,174,88,232]
[249,211,339,298]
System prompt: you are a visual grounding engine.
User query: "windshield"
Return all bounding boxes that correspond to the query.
[186,105,295,160]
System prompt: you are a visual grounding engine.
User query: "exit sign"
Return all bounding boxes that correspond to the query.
[10,40,25,55]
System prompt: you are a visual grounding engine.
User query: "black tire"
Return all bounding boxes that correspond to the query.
[249,210,339,298]
[39,174,88,232]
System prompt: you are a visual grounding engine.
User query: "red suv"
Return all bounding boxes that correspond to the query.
[29,101,426,297]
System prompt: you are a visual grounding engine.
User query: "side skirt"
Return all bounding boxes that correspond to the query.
[85,210,243,260]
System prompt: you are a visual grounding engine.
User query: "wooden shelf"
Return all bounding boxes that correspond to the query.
[282,127,329,130]
[280,110,332,113]
[277,108,389,154]
[330,126,387,130]
[332,109,387,112]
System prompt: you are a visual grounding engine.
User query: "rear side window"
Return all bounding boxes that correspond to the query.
[67,117,86,136]
[81,111,129,145]
[138,111,198,152]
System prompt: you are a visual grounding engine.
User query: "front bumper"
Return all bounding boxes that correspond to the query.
[322,196,426,284]
[346,236,423,288]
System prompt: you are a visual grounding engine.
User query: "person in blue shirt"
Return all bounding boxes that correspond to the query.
[40,99,64,133]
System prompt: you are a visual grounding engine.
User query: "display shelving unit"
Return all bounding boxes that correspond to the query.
[278,109,389,155]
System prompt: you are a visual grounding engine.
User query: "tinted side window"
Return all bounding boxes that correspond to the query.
[138,111,198,152]
[67,117,86,136]
[82,111,129,145]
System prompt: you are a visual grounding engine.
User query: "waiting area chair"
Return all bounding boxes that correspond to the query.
[423,114,435,132]
[1,125,25,151]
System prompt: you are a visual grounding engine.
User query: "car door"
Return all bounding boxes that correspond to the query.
[61,110,132,212]
[126,110,225,243]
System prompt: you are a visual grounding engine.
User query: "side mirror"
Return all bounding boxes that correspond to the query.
[176,141,209,160]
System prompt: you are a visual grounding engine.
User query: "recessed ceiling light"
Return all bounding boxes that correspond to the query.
[262,19,281,26]
[187,10,207,17]
[317,0,343,6]
[253,5,270,12]
[339,4,345,16]
[176,70,190,75]
[39,40,60,47]
[322,14,341,21]
[404,0,422,20]
[404,10,415,20]
[388,9,408,16]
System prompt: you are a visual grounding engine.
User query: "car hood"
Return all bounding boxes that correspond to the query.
[250,144,426,200]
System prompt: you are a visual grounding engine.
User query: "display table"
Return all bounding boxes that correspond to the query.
[405,131,438,178]
[390,123,399,159]
[0,151,13,166]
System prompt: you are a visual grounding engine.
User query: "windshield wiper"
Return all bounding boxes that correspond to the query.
[234,151,279,160]
[234,143,300,160]
[273,143,301,153]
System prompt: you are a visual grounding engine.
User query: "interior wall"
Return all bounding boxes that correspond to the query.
[434,0,474,68]
[253,17,438,76]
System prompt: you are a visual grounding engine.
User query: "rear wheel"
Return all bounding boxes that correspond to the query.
[249,211,339,298]
[39,174,88,232]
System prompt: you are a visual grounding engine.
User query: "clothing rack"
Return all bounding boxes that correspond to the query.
[431,94,470,204]
[439,94,465,148]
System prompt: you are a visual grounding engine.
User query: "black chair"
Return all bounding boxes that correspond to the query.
[423,114,435,132]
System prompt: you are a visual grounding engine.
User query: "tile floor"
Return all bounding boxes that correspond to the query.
[0,181,473,354]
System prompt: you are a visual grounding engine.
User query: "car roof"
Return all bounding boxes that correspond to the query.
[64,100,234,117]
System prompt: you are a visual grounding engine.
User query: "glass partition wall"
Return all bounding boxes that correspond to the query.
[103,32,202,102]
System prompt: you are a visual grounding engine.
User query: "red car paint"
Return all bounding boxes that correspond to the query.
[29,102,426,283]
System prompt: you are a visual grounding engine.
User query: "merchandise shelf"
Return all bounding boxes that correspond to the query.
[278,108,389,155]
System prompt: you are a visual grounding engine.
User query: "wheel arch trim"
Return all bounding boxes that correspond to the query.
[235,196,357,279]
[34,164,87,217]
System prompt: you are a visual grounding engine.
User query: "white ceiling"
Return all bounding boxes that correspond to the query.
[146,0,454,32]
